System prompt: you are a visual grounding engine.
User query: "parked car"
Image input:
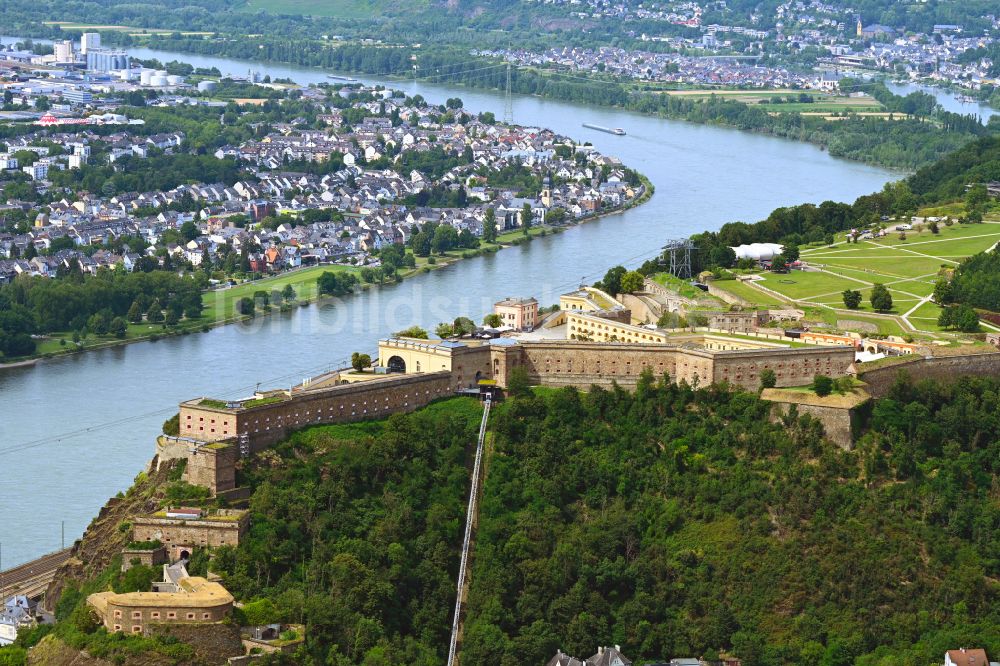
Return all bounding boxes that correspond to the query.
[895,223,912,231]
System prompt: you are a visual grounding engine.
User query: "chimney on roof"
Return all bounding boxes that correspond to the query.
[615,645,621,651]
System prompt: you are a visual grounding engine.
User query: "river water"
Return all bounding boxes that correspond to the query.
[0,45,911,567]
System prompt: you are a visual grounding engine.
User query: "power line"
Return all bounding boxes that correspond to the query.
[0,357,355,458]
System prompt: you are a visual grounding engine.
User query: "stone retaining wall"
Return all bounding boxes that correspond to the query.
[859,353,1000,397]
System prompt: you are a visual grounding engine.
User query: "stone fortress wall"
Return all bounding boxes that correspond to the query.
[489,340,855,392]
[167,334,1000,494]
[858,353,1000,397]
[179,371,456,452]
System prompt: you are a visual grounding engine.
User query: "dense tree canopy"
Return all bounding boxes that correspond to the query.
[461,373,1000,665]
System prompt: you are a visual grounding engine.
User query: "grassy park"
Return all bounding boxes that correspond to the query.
[21,222,570,363]
[710,219,1000,338]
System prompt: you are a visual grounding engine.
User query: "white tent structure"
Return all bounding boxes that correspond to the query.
[731,242,783,261]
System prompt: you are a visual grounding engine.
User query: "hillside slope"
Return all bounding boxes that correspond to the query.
[463,375,1000,665]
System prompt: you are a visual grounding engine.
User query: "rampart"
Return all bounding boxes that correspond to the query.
[761,388,871,450]
[489,340,856,392]
[859,353,1000,397]
[132,511,249,552]
[179,371,455,452]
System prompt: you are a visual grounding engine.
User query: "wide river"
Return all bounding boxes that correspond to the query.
[0,45,909,567]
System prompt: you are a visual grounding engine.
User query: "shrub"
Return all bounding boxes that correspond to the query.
[812,374,834,397]
[162,413,180,436]
[237,297,255,316]
[759,369,777,389]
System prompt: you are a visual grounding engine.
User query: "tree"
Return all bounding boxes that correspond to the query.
[110,317,127,339]
[453,316,476,336]
[411,231,432,257]
[598,265,627,296]
[146,299,164,323]
[939,304,980,332]
[507,366,531,397]
[842,289,862,309]
[237,297,255,316]
[436,322,456,338]
[965,183,989,209]
[709,245,737,269]
[521,202,533,235]
[759,368,777,390]
[395,325,428,339]
[165,309,180,327]
[432,225,459,254]
[933,278,953,304]
[482,209,498,244]
[812,374,834,397]
[180,220,199,242]
[127,300,143,324]
[281,283,296,302]
[351,352,372,372]
[484,313,502,328]
[870,283,893,312]
[162,413,180,436]
[620,270,645,294]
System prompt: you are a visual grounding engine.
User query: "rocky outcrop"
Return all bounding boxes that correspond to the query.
[44,456,181,612]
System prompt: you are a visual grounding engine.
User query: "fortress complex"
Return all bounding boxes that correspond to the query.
[173,333,854,455]
[88,563,233,634]
[163,290,861,494]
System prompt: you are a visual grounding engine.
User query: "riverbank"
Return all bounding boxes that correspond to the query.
[3,188,649,368]
[112,36,993,171]
[0,31,900,570]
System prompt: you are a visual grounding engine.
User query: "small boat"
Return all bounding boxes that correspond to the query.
[956,94,977,104]
[583,123,626,135]
[327,74,359,83]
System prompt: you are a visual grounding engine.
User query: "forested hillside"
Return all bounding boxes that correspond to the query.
[5,376,1000,665]
[462,375,1000,665]
[205,399,486,665]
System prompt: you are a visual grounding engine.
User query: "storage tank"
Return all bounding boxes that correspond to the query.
[197,80,218,93]
[166,75,184,85]
[150,74,169,87]
[139,70,154,86]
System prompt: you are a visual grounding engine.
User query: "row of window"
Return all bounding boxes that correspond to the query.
[113,610,210,621]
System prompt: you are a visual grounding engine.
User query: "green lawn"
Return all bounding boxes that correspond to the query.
[651,272,707,300]
[819,257,947,281]
[201,264,358,321]
[710,279,784,307]
[755,271,865,300]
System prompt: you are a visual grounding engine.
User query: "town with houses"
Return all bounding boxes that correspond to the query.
[1,2,1000,661]
[481,0,1000,94]
[0,38,641,285]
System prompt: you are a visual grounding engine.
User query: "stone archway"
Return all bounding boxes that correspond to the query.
[387,356,406,373]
